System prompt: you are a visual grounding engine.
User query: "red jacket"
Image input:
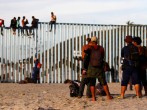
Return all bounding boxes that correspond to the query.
[0,19,4,27]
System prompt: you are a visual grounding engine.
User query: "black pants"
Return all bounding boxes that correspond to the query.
[0,27,3,36]
[78,77,91,97]
[49,21,56,31]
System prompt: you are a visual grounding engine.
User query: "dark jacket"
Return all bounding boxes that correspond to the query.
[121,43,139,66]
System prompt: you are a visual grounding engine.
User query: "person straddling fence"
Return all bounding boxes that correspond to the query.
[119,35,141,99]
[22,16,29,36]
[17,16,23,36]
[10,17,17,35]
[84,36,113,101]
[29,16,39,35]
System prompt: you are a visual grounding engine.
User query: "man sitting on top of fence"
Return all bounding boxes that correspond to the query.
[29,16,39,35]
[49,12,56,32]
[0,18,5,36]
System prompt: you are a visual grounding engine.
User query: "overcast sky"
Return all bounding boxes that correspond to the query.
[1,0,147,26]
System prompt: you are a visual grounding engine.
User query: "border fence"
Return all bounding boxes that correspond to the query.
[0,23,147,83]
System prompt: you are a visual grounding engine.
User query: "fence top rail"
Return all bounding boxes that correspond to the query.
[2,22,147,29]
[38,22,147,26]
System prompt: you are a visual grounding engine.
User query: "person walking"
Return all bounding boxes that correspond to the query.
[84,36,113,101]
[120,35,141,98]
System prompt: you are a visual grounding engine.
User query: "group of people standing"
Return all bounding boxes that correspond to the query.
[120,35,147,98]
[73,35,147,101]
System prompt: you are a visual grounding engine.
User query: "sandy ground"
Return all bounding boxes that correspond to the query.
[0,83,146,110]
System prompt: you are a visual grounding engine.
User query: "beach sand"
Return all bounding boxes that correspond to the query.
[0,83,146,110]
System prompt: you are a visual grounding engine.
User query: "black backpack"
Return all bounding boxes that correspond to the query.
[89,46,103,67]
[129,45,139,61]
[69,81,79,97]
[126,45,139,67]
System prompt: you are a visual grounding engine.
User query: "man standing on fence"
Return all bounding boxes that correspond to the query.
[84,36,113,101]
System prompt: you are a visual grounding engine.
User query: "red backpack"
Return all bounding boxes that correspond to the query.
[37,62,42,68]
[89,45,104,67]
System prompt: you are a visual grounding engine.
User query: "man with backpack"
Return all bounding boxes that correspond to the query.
[132,37,147,96]
[84,36,113,101]
[32,58,41,83]
[120,35,141,98]
[30,16,39,35]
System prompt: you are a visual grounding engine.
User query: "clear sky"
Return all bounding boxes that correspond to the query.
[1,0,147,26]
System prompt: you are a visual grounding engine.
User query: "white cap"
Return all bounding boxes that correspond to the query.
[91,36,97,42]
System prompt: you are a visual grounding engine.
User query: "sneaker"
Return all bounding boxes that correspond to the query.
[117,96,124,99]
